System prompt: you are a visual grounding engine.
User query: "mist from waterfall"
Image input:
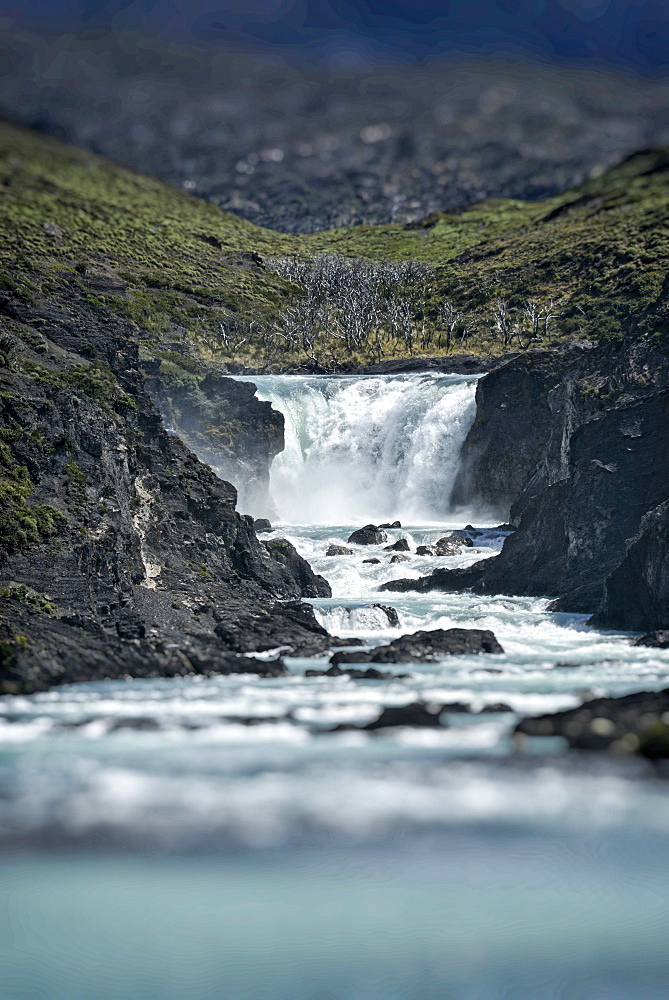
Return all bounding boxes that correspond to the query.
[236,373,480,524]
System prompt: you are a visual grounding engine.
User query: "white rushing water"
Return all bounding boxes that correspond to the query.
[3,371,669,1000]
[236,373,480,522]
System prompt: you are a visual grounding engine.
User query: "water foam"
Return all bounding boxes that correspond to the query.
[236,373,480,522]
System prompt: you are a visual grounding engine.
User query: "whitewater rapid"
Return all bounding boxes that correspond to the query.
[236,372,480,522]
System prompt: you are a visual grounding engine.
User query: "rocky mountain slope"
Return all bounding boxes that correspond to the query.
[1,120,668,373]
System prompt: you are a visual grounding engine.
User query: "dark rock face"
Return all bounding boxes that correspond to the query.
[254,518,272,533]
[384,538,410,552]
[591,501,669,631]
[143,364,284,515]
[0,285,335,693]
[392,340,669,624]
[213,601,355,657]
[515,687,669,759]
[451,349,575,515]
[329,628,503,665]
[347,524,388,545]
[262,538,331,598]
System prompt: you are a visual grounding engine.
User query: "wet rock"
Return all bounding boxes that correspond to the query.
[515,687,669,757]
[384,538,410,552]
[379,521,402,529]
[253,518,273,533]
[330,628,503,666]
[371,604,400,627]
[632,630,669,649]
[262,538,331,598]
[478,702,513,713]
[362,557,381,564]
[326,544,352,556]
[416,545,436,556]
[347,524,388,545]
[434,536,467,556]
[494,524,515,532]
[214,601,333,657]
[329,650,373,666]
[364,702,447,730]
[390,554,410,563]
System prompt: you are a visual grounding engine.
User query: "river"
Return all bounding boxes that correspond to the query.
[2,373,668,999]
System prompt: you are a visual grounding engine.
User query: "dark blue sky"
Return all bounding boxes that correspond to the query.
[8,0,669,70]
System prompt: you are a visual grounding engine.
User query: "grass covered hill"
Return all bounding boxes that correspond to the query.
[1,119,668,371]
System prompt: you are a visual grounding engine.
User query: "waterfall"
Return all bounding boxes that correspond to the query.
[236,373,480,524]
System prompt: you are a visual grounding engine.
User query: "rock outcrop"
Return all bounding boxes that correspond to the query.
[0,283,334,693]
[591,500,669,631]
[143,363,283,515]
[262,538,331,598]
[386,339,669,626]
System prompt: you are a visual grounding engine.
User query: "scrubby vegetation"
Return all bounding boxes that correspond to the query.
[1,120,668,370]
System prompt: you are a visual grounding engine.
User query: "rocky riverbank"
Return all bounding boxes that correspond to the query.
[0,281,339,694]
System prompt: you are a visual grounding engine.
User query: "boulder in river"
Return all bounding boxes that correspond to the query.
[347,524,388,545]
[363,557,381,564]
[364,702,447,730]
[326,544,352,556]
[632,630,669,649]
[434,536,467,556]
[416,545,436,556]
[253,518,273,533]
[384,538,410,552]
[330,627,503,666]
[379,521,402,529]
[390,554,410,563]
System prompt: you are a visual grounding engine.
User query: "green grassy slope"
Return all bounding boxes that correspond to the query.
[1,120,668,368]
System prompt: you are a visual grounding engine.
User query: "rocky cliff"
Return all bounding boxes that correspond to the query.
[143,361,283,515]
[385,338,669,628]
[0,282,333,694]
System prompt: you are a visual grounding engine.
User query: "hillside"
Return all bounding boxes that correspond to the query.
[1,120,668,374]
